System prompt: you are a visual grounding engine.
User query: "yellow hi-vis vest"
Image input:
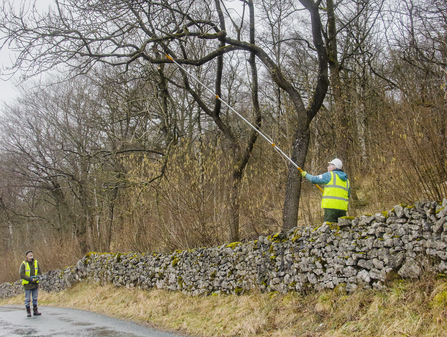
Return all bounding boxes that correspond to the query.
[21,260,39,285]
[321,171,350,211]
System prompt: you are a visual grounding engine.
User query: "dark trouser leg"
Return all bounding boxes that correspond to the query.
[25,289,31,307]
[31,288,41,316]
[31,288,38,307]
[323,208,347,223]
[25,289,32,317]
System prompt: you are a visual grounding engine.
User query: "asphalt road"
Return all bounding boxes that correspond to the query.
[0,305,184,337]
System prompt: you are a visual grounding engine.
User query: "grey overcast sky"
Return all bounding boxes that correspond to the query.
[0,0,244,105]
[0,0,54,105]
[0,39,23,104]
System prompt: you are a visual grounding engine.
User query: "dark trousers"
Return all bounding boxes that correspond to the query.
[324,208,347,223]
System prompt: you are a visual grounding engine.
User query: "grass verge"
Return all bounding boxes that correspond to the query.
[2,276,447,336]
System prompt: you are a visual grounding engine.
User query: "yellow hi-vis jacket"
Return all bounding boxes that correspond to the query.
[321,171,350,210]
[21,260,39,285]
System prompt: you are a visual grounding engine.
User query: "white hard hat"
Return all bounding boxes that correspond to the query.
[328,158,343,169]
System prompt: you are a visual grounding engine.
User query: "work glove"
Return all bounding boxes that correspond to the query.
[301,171,307,177]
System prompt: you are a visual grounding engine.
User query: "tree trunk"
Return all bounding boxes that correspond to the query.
[229,167,242,243]
[327,0,360,207]
[327,0,349,162]
[106,181,119,252]
[282,123,311,230]
[76,220,89,255]
[281,0,328,230]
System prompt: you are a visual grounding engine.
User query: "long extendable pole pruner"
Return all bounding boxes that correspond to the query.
[165,54,324,193]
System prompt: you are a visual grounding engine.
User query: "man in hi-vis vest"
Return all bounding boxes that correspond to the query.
[19,250,41,317]
[301,158,351,223]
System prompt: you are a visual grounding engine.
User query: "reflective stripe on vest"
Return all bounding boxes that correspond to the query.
[321,171,350,211]
[21,260,39,285]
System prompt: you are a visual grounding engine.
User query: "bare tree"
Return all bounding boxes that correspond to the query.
[0,0,329,236]
[323,0,385,209]
[89,67,177,250]
[378,0,447,201]
[0,79,101,253]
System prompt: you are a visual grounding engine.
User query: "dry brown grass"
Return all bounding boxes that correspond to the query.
[2,276,447,336]
[0,241,81,284]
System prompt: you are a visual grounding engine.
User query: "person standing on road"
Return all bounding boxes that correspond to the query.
[301,158,351,223]
[19,250,42,317]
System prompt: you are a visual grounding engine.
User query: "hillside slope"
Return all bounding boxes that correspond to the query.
[2,276,447,337]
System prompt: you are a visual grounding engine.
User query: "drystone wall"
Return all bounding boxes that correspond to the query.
[0,266,82,300]
[2,199,447,300]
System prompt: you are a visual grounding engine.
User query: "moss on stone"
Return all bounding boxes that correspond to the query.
[226,242,242,249]
[329,224,341,231]
[271,233,287,243]
[292,235,301,242]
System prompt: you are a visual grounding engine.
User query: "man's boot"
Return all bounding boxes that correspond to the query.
[33,306,41,316]
[26,306,31,317]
